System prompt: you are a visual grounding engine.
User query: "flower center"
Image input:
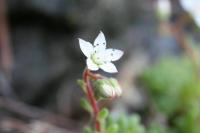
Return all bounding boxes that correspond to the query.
[91,53,104,65]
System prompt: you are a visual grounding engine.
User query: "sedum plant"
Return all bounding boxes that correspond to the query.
[76,31,181,133]
[77,31,200,133]
[83,113,145,133]
[77,31,124,132]
[141,57,200,133]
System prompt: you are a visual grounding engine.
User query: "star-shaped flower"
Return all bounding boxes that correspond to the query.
[79,31,123,73]
[180,0,200,27]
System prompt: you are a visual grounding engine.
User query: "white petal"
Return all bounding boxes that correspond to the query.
[86,58,99,71]
[193,14,200,27]
[157,0,171,16]
[180,0,194,12]
[94,31,106,52]
[104,49,124,61]
[79,38,94,57]
[100,62,117,73]
[103,85,114,97]
[115,87,122,97]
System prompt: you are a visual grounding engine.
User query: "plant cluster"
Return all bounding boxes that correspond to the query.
[141,57,200,133]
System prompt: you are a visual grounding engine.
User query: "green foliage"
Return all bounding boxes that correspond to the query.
[83,112,145,133]
[113,114,145,133]
[147,122,169,133]
[106,124,118,133]
[81,56,200,133]
[98,108,109,121]
[77,79,86,93]
[115,114,145,133]
[83,127,93,133]
[80,98,92,114]
[140,57,200,133]
[98,108,109,132]
[141,58,196,115]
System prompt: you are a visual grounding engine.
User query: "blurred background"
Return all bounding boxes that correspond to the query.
[0,0,200,132]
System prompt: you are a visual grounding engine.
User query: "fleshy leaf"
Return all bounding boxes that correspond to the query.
[106,124,119,133]
[80,98,92,113]
[83,127,93,133]
[77,79,86,93]
[98,108,109,121]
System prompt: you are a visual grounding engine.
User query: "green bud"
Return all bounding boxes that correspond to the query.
[108,78,122,97]
[93,78,122,99]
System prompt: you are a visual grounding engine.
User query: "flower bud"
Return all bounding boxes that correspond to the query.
[93,78,122,99]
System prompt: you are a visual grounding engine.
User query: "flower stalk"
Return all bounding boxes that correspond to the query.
[83,68,101,132]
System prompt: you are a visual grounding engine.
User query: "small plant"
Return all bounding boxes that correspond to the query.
[77,31,124,132]
[141,57,200,133]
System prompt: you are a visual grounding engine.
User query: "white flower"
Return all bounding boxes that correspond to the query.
[79,31,123,73]
[156,0,171,20]
[180,0,200,27]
